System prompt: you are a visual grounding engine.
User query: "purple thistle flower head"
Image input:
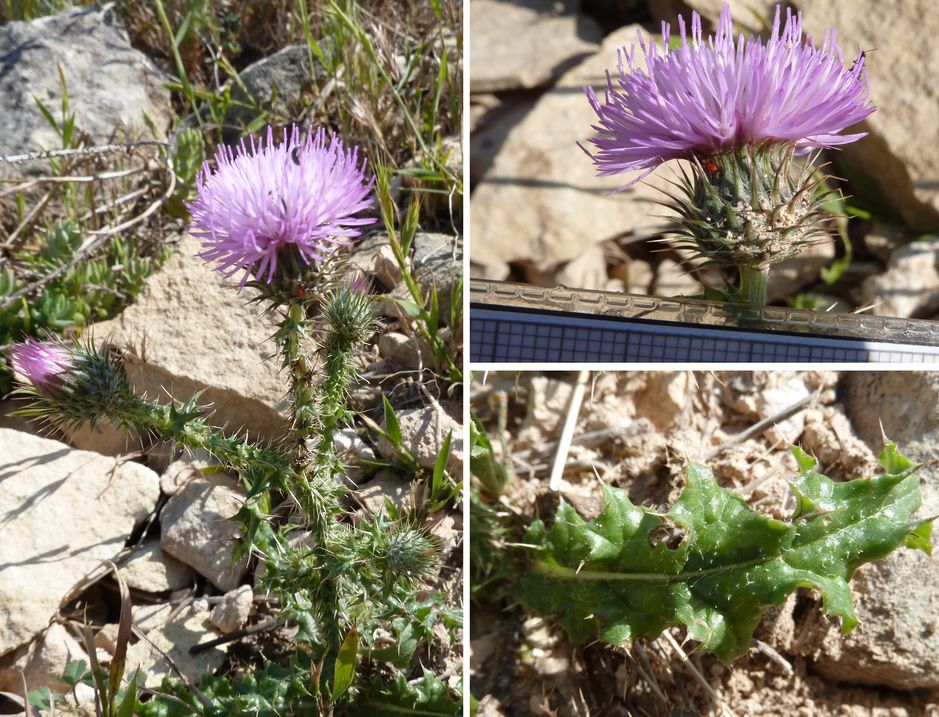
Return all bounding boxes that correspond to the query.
[7,338,75,389]
[584,3,876,188]
[187,125,376,285]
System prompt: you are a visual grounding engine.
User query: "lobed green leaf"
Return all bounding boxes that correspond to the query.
[514,441,932,663]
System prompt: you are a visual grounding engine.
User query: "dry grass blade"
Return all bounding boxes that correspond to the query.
[660,631,737,717]
[83,622,105,717]
[549,370,589,492]
[107,560,132,706]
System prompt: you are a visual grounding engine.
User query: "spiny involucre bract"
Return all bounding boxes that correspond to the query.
[582,3,875,282]
[514,442,932,663]
[186,124,376,286]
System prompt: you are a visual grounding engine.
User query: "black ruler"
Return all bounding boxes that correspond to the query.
[470,281,939,364]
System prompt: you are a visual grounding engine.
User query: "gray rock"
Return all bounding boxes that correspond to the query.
[358,469,411,515]
[120,541,194,593]
[92,233,290,443]
[470,0,602,92]
[0,428,160,657]
[124,605,228,690]
[209,585,253,634]
[0,7,172,164]
[160,474,250,592]
[386,233,462,327]
[410,233,462,325]
[862,238,939,318]
[376,405,464,477]
[226,44,316,133]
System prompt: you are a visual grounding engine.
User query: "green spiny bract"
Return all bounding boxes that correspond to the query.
[665,144,836,274]
[321,282,376,355]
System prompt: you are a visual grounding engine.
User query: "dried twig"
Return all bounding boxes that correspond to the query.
[704,391,817,462]
[0,140,168,165]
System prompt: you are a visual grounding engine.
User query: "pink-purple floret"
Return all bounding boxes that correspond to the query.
[186,125,375,285]
[584,3,876,187]
[8,338,74,388]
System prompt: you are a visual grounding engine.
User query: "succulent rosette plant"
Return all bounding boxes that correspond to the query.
[583,3,875,305]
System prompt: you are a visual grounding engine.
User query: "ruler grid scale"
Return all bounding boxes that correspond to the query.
[469,281,939,364]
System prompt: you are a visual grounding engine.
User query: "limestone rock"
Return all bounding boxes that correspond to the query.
[120,541,194,593]
[470,95,534,198]
[0,7,172,165]
[470,25,682,273]
[555,245,607,291]
[0,428,159,656]
[358,470,411,515]
[159,474,250,592]
[65,419,142,456]
[376,405,464,476]
[654,258,703,298]
[22,623,88,694]
[862,238,939,318]
[766,238,836,303]
[633,372,689,433]
[378,330,451,372]
[124,606,227,690]
[470,0,602,92]
[348,233,401,291]
[799,0,939,232]
[131,603,173,635]
[209,585,253,634]
[330,428,377,485]
[800,407,879,481]
[160,456,212,496]
[92,233,290,442]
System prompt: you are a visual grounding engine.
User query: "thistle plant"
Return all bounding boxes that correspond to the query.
[583,3,875,305]
[10,124,456,715]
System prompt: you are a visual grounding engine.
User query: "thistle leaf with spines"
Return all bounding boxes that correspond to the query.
[514,442,933,663]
